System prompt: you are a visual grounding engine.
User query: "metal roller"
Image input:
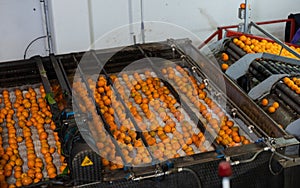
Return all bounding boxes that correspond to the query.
[250,61,272,78]
[267,61,288,74]
[226,47,240,61]
[227,42,247,57]
[248,66,265,82]
[275,82,300,106]
[260,60,281,74]
[274,88,300,114]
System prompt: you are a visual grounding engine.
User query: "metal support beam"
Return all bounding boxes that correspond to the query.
[244,0,250,33]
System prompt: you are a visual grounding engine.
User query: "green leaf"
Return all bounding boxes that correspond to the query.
[60,165,69,176]
[45,93,56,105]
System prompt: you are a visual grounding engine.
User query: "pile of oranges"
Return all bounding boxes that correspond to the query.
[128,71,207,158]
[72,65,252,170]
[73,80,125,170]
[283,77,300,95]
[233,35,300,59]
[94,76,151,166]
[0,86,65,187]
[162,65,250,147]
[93,70,211,164]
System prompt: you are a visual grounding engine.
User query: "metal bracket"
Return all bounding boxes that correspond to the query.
[271,137,300,148]
[225,53,263,80]
[248,74,289,100]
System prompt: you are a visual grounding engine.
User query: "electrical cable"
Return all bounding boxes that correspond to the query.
[273,150,297,161]
[73,180,102,188]
[63,177,104,187]
[178,167,202,188]
[268,148,298,176]
[130,167,202,188]
[268,151,283,176]
[23,179,65,187]
[230,147,270,166]
[235,149,264,165]
[23,35,47,59]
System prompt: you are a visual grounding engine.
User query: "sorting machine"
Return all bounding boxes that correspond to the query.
[0,38,300,188]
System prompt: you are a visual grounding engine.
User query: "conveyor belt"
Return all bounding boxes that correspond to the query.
[1,39,299,187]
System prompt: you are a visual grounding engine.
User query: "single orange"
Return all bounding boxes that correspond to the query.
[163,125,172,133]
[242,139,250,145]
[27,159,35,169]
[261,98,268,106]
[240,3,246,9]
[268,106,276,113]
[15,179,22,187]
[35,172,43,180]
[21,176,33,186]
[272,102,279,109]
[226,120,234,127]
[221,53,229,61]
[15,158,23,166]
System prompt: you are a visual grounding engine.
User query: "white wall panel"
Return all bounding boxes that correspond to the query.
[0,0,47,61]
[48,0,300,54]
[251,0,300,39]
[48,0,90,54]
[89,0,132,49]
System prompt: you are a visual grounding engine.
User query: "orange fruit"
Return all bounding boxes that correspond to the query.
[15,179,22,187]
[221,52,229,61]
[163,125,172,133]
[49,147,56,154]
[35,172,43,180]
[15,158,23,166]
[4,169,12,177]
[221,63,229,71]
[233,135,241,143]
[21,176,33,186]
[186,138,193,145]
[272,102,279,109]
[27,159,35,169]
[221,125,229,131]
[35,163,43,169]
[225,129,232,135]
[59,164,68,173]
[47,168,57,178]
[6,149,14,157]
[218,130,225,136]
[268,106,276,113]
[39,132,48,140]
[239,35,247,42]
[97,79,106,87]
[35,167,42,173]
[33,178,40,184]
[240,3,246,9]
[242,139,250,145]
[9,155,17,162]
[27,168,35,179]
[226,120,234,127]
[261,98,268,107]
[102,158,110,166]
[14,166,22,172]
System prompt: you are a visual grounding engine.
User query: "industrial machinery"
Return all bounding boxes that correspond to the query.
[0,37,300,188]
[212,27,300,131]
